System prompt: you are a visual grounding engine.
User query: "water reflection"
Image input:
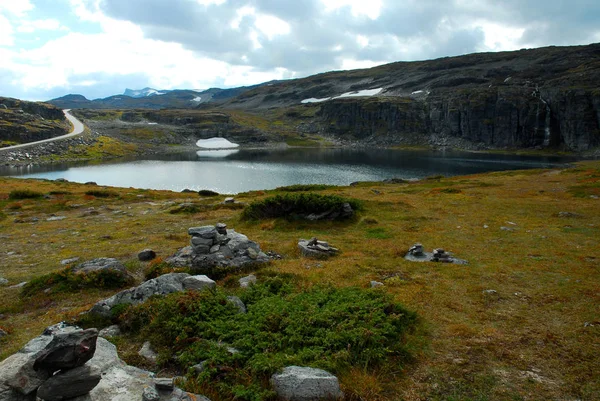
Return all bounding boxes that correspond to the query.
[0,148,578,194]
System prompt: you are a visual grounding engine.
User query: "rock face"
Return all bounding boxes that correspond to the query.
[270,366,343,401]
[71,258,133,282]
[89,273,216,317]
[0,97,69,145]
[298,238,339,259]
[167,223,270,278]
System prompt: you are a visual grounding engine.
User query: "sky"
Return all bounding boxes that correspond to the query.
[0,0,599,101]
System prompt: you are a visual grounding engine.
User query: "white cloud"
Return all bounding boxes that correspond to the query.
[255,14,291,39]
[321,0,383,20]
[0,14,14,46]
[0,0,33,16]
[17,19,67,33]
[473,20,526,51]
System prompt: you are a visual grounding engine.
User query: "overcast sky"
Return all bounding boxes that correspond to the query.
[1,0,599,101]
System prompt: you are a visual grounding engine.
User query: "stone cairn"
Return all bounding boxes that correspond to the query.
[405,243,468,265]
[298,237,339,259]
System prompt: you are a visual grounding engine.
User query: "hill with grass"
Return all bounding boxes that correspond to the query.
[0,161,599,400]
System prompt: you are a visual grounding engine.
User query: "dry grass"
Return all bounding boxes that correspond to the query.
[1,161,599,400]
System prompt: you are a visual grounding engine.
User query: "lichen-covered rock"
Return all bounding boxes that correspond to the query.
[270,366,343,401]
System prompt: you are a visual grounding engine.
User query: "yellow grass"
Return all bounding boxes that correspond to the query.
[1,161,599,400]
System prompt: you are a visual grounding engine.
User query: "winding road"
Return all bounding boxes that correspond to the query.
[0,109,86,152]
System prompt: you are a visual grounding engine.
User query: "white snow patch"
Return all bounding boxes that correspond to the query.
[335,88,382,98]
[196,137,240,149]
[300,88,382,104]
[147,122,158,125]
[191,96,202,102]
[301,97,331,104]
[412,90,424,95]
[196,149,239,158]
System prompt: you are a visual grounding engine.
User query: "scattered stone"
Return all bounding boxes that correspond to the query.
[558,211,583,218]
[271,366,343,401]
[33,328,98,373]
[227,296,247,313]
[60,257,80,266]
[89,273,215,317]
[223,197,235,204]
[138,341,157,363]
[404,243,468,264]
[71,258,130,278]
[181,275,217,291]
[154,377,174,391]
[98,325,121,338]
[370,281,384,288]
[192,361,208,374]
[298,238,339,259]
[138,249,157,262]
[142,386,161,401]
[36,365,101,401]
[9,282,27,289]
[0,277,8,286]
[500,226,514,232]
[239,275,257,288]
[46,215,66,222]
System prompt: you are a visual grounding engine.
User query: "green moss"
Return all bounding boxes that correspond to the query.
[9,189,44,200]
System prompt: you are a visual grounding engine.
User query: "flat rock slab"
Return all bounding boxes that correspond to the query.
[271,366,343,401]
[37,365,101,401]
[404,252,468,265]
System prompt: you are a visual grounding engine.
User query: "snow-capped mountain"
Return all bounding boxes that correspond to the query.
[123,87,169,98]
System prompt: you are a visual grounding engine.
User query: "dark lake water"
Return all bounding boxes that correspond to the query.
[0,148,578,194]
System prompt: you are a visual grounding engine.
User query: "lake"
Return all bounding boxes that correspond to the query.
[0,148,578,194]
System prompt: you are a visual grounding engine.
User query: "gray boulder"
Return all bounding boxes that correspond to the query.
[89,273,216,317]
[0,277,8,286]
[71,258,127,275]
[270,366,343,401]
[98,325,121,338]
[239,275,257,289]
[0,353,49,395]
[33,328,98,373]
[36,365,101,401]
[226,296,247,313]
[165,246,193,267]
[138,341,158,363]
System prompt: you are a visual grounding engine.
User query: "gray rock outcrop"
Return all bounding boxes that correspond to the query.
[89,273,216,317]
[270,366,343,401]
[71,258,133,282]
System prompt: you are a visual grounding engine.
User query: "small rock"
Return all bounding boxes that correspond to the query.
[181,275,216,291]
[370,281,384,288]
[138,341,157,363]
[142,385,160,401]
[482,289,498,295]
[138,249,157,262]
[9,282,27,289]
[0,277,8,286]
[215,223,227,235]
[36,365,101,401]
[271,366,343,401]
[98,325,121,338]
[408,243,424,256]
[239,275,257,288]
[227,296,247,313]
[60,257,80,265]
[0,328,7,338]
[500,226,514,231]
[46,215,66,221]
[154,377,174,391]
[247,247,259,259]
[188,226,217,239]
[192,361,208,374]
[223,197,235,204]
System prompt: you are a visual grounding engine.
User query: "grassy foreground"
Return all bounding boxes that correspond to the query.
[0,161,599,400]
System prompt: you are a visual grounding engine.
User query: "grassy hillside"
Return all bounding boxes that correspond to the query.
[0,161,599,400]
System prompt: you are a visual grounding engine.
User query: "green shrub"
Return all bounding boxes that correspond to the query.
[169,203,203,214]
[120,276,417,400]
[84,190,117,198]
[198,190,220,197]
[21,267,134,297]
[144,261,188,280]
[241,193,362,220]
[8,189,44,199]
[275,184,334,192]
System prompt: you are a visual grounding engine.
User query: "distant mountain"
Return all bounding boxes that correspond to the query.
[123,87,169,98]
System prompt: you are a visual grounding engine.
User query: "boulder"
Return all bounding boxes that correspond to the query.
[33,328,98,373]
[138,249,157,262]
[165,246,194,267]
[370,281,384,288]
[0,383,36,401]
[226,296,247,313]
[71,258,132,281]
[36,365,101,401]
[89,273,215,317]
[270,366,343,401]
[0,353,49,395]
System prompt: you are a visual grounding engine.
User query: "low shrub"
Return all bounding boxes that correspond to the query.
[241,193,362,221]
[84,190,117,198]
[169,203,203,214]
[21,267,134,297]
[8,189,44,200]
[198,190,220,197]
[144,260,188,280]
[120,276,417,400]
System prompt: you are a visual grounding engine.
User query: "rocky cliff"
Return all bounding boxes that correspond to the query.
[0,97,69,146]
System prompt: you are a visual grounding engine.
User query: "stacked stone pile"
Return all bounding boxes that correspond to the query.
[166,223,270,276]
[404,243,468,265]
[298,237,339,259]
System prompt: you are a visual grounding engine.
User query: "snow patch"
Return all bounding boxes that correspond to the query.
[197,149,239,158]
[196,137,240,149]
[191,96,202,102]
[301,88,382,104]
[412,90,424,95]
[147,122,158,125]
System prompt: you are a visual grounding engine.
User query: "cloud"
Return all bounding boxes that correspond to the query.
[17,18,67,33]
[0,0,34,16]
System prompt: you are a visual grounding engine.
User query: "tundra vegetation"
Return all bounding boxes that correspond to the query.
[0,161,599,400]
